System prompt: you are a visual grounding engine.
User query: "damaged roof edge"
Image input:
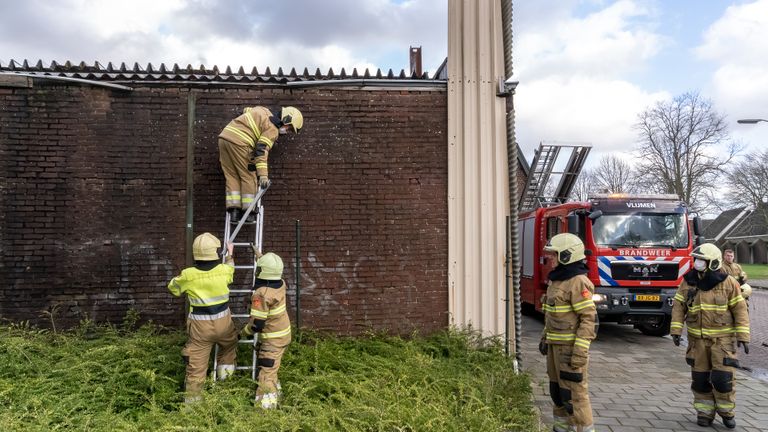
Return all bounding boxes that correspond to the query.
[0,59,445,85]
[0,72,133,91]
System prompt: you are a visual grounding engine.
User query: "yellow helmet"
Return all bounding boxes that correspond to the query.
[281,106,303,133]
[256,252,284,281]
[192,233,220,261]
[544,233,586,265]
[740,283,752,299]
[691,243,722,271]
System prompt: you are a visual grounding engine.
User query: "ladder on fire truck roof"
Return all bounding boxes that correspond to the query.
[518,142,592,211]
[212,185,269,381]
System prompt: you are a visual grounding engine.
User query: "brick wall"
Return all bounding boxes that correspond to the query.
[0,82,449,334]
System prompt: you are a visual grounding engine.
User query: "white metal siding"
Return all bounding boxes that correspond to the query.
[447,0,511,336]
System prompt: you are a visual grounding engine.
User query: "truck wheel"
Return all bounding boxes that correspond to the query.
[637,316,671,337]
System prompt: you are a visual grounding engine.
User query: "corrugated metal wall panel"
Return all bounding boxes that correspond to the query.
[448,0,511,336]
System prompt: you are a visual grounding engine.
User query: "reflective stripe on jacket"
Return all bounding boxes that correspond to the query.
[670,274,750,342]
[248,280,291,346]
[542,274,597,353]
[168,264,235,313]
[217,106,280,177]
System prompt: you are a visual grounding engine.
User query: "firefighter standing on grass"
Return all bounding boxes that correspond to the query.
[240,252,292,409]
[167,233,239,403]
[218,106,303,222]
[538,233,597,432]
[670,243,750,429]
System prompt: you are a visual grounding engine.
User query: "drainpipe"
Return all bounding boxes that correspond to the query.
[500,0,522,369]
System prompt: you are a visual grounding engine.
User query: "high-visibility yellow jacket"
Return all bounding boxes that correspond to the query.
[218,106,280,178]
[542,274,597,356]
[671,273,750,342]
[168,263,234,313]
[247,279,291,346]
[722,261,748,284]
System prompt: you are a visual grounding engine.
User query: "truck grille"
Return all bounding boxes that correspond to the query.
[610,261,679,281]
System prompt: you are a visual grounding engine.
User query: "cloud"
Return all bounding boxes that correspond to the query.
[695,0,768,154]
[515,0,665,80]
[513,0,667,168]
[0,0,447,74]
[515,76,668,158]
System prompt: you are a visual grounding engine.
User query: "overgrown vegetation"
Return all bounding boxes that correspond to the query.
[0,321,535,431]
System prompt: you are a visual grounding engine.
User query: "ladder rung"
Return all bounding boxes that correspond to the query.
[229,289,252,294]
[234,265,255,270]
[232,314,250,318]
[238,339,257,344]
[232,242,254,247]
[235,365,255,370]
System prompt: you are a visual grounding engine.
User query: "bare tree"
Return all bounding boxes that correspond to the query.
[592,155,636,194]
[570,169,596,201]
[634,91,740,212]
[725,149,768,226]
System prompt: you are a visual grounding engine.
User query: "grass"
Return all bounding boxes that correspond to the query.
[0,321,536,432]
[741,264,768,280]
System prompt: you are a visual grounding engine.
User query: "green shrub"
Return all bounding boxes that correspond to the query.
[0,323,535,431]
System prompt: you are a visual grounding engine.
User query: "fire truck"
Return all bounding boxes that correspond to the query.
[518,194,703,336]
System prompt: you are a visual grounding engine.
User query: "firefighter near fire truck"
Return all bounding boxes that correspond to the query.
[670,243,750,429]
[539,233,597,432]
[519,194,702,337]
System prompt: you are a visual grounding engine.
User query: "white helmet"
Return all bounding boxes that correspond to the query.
[740,283,752,300]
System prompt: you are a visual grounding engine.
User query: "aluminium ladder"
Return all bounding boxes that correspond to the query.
[518,142,592,211]
[212,184,269,381]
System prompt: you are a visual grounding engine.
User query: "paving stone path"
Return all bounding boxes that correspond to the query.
[522,313,768,431]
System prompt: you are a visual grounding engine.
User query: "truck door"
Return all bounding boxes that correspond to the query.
[541,216,561,280]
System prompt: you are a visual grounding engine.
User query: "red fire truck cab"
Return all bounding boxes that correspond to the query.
[518,194,702,336]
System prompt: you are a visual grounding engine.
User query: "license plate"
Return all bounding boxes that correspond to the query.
[635,294,660,301]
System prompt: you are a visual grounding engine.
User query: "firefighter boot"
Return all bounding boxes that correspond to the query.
[228,208,243,224]
[697,415,713,427]
[720,415,736,429]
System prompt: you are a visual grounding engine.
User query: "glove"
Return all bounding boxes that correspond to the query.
[258,176,270,189]
[240,324,254,339]
[247,162,257,172]
[570,353,588,368]
[538,340,548,356]
[738,341,749,354]
[672,335,681,346]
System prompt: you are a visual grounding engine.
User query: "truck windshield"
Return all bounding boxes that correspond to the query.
[591,213,689,248]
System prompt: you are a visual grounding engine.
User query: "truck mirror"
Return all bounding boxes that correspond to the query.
[692,216,702,236]
[695,235,704,246]
[588,210,603,220]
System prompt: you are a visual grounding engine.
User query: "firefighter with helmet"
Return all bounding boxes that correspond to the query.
[670,243,750,428]
[539,233,597,432]
[240,252,292,409]
[167,233,239,403]
[218,106,303,222]
[722,249,748,285]
[723,249,751,310]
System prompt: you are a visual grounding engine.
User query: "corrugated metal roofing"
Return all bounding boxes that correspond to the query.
[0,59,440,83]
[447,0,510,337]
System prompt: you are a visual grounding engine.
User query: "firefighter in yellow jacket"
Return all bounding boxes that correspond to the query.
[671,243,750,429]
[240,252,292,409]
[218,106,303,222]
[167,233,239,403]
[539,233,597,432]
[722,249,748,285]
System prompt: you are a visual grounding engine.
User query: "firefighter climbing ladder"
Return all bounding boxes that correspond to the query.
[212,185,269,381]
[518,142,592,211]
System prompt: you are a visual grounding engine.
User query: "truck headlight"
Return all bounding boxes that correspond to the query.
[592,293,607,303]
